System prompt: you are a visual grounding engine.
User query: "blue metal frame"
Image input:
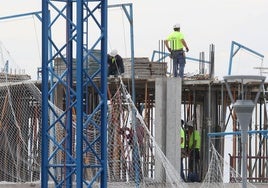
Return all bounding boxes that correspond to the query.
[228,41,264,75]
[42,0,107,187]
[0,11,42,21]
[208,130,268,137]
[151,50,211,64]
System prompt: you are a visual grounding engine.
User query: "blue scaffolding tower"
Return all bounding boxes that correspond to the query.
[41,0,108,187]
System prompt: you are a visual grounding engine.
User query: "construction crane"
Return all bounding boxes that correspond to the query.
[41,1,136,188]
[41,1,108,188]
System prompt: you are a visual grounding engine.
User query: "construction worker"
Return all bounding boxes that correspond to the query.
[107,49,125,77]
[187,120,201,182]
[164,23,189,78]
[180,120,186,181]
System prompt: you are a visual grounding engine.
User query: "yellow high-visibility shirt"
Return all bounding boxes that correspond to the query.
[166,31,184,50]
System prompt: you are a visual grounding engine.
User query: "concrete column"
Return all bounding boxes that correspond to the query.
[166,78,181,171]
[155,78,167,181]
[155,77,182,180]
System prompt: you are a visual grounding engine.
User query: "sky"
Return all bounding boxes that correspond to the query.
[0,0,268,80]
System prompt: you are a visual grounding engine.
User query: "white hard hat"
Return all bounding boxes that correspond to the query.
[173,23,180,29]
[110,49,118,57]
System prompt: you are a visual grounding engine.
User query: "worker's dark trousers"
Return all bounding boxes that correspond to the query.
[172,50,186,78]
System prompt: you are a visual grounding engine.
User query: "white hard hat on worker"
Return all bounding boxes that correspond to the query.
[173,23,180,29]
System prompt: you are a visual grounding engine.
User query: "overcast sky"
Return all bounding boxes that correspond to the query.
[0,0,267,80]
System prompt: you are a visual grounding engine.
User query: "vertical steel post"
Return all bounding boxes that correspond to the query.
[76,0,83,187]
[41,0,49,187]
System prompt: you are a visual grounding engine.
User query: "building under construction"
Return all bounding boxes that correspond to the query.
[0,1,267,188]
[0,46,268,187]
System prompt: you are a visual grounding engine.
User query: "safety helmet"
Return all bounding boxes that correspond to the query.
[110,49,118,57]
[173,23,180,29]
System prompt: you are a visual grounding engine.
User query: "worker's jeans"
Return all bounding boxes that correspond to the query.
[172,50,186,78]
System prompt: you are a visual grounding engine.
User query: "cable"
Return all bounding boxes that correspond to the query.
[32,15,41,63]
[120,8,128,57]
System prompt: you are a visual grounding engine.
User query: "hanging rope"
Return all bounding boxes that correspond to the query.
[32,15,41,63]
[108,6,129,58]
[120,8,128,57]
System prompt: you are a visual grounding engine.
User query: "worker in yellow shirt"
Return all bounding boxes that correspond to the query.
[187,120,200,182]
[164,23,189,78]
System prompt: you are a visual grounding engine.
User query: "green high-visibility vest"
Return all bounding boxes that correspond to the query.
[189,130,201,150]
[180,128,185,148]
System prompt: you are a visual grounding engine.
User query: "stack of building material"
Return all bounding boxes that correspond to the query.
[149,61,167,78]
[123,57,166,78]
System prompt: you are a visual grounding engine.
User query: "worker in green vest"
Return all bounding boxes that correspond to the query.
[187,120,201,182]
